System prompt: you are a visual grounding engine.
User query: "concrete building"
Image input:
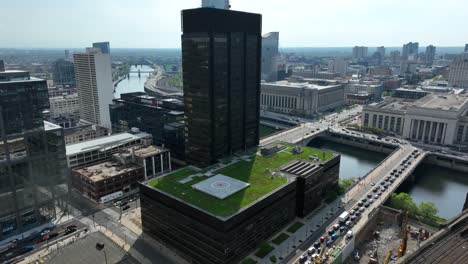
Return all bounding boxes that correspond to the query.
[394,88,429,99]
[63,122,109,145]
[201,0,230,9]
[0,69,69,240]
[346,82,384,103]
[376,46,386,58]
[92,42,110,54]
[352,46,368,59]
[448,52,468,88]
[261,80,345,116]
[65,130,152,169]
[261,32,279,82]
[390,50,401,65]
[74,46,113,128]
[402,42,419,59]
[182,7,261,167]
[327,58,348,75]
[48,94,80,118]
[53,59,75,86]
[425,45,436,65]
[400,60,419,75]
[362,94,468,145]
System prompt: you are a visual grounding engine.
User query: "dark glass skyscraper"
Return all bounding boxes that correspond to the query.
[0,69,68,240]
[53,59,75,86]
[182,8,262,167]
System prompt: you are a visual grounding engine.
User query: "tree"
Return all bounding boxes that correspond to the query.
[390,192,418,213]
[418,201,438,218]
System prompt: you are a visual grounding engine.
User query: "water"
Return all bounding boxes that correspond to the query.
[398,164,468,220]
[308,139,387,180]
[114,65,153,98]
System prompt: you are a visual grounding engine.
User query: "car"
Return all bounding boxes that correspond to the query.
[390,177,396,183]
[328,229,335,236]
[370,182,375,186]
[385,176,390,182]
[374,194,380,199]
[349,210,355,215]
[380,181,386,185]
[299,254,308,263]
[313,241,321,248]
[367,194,372,198]
[320,236,327,243]
[359,207,365,212]
[364,203,370,208]
[333,224,340,231]
[345,221,353,227]
[368,198,374,204]
[122,205,131,211]
[307,247,316,255]
[381,185,387,190]
[361,198,367,203]
[357,201,364,207]
[40,229,51,236]
[372,188,378,193]
[346,230,353,239]
[331,233,338,240]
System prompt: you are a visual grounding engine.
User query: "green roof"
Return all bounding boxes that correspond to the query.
[148,143,333,217]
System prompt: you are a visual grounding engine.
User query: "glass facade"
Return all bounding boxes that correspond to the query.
[0,74,69,240]
[53,59,75,86]
[182,8,262,167]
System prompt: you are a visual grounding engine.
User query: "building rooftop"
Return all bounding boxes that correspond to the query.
[73,161,142,182]
[44,121,62,131]
[412,94,468,111]
[262,80,340,90]
[146,143,333,218]
[66,132,151,156]
[116,145,167,159]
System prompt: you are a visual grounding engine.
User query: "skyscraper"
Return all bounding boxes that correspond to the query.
[448,52,468,88]
[402,42,419,59]
[53,59,75,86]
[0,67,68,240]
[73,46,113,128]
[328,58,348,75]
[425,45,436,65]
[92,41,111,54]
[261,32,279,82]
[377,46,386,58]
[465,44,468,52]
[352,46,368,59]
[182,7,262,167]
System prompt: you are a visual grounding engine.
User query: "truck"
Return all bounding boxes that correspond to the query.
[99,191,123,204]
[338,211,350,224]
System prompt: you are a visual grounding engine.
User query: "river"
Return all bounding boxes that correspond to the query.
[308,139,387,180]
[114,65,153,98]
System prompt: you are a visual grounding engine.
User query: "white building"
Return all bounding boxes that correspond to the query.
[201,0,230,9]
[74,47,113,128]
[362,94,468,145]
[261,32,279,82]
[448,52,468,88]
[327,59,348,75]
[49,94,80,118]
[261,79,345,116]
[352,46,368,59]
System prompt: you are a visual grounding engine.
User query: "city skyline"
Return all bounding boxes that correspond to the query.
[1,0,468,48]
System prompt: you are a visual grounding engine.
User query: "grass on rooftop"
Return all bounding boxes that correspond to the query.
[148,144,332,217]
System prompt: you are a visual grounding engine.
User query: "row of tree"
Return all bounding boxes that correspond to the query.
[390,192,441,220]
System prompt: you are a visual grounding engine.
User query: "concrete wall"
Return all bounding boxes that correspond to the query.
[422,154,468,173]
[317,132,397,154]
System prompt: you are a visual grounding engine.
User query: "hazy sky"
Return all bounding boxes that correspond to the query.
[1,0,467,48]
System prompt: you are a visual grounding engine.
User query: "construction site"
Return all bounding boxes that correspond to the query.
[344,206,437,264]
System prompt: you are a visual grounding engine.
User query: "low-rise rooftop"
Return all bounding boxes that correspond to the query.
[262,80,341,90]
[73,161,142,182]
[147,143,333,218]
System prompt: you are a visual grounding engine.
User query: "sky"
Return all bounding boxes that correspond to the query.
[1,0,467,48]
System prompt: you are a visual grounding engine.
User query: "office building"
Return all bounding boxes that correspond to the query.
[201,0,230,9]
[74,45,113,128]
[63,122,109,145]
[362,94,468,145]
[92,42,110,54]
[425,45,436,65]
[110,92,185,159]
[0,69,68,240]
[390,50,401,65]
[48,94,80,118]
[465,44,468,52]
[377,46,386,58]
[72,145,171,201]
[261,32,279,82]
[327,58,348,75]
[346,82,384,103]
[261,80,345,116]
[448,52,468,88]
[0,60,4,72]
[402,42,419,59]
[53,59,75,86]
[182,7,261,167]
[65,130,152,169]
[140,142,340,264]
[352,46,368,59]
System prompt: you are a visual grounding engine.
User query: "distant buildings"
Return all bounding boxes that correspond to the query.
[345,82,384,104]
[465,44,468,52]
[110,92,185,160]
[63,122,109,145]
[48,94,80,118]
[362,94,468,145]
[390,50,401,65]
[201,0,230,9]
[53,59,75,86]
[74,45,113,128]
[261,80,345,116]
[327,58,348,75]
[448,52,468,88]
[376,46,386,58]
[352,46,368,59]
[425,45,436,65]
[92,41,110,54]
[182,7,261,167]
[261,32,279,82]
[402,42,419,59]
[0,68,69,240]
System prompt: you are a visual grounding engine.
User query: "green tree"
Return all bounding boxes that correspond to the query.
[418,201,438,218]
[390,192,418,213]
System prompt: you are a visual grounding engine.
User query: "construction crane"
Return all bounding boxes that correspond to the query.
[313,240,327,264]
[383,250,392,264]
[398,210,410,257]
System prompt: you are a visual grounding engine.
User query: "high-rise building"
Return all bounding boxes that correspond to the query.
[465,44,468,52]
[352,46,368,59]
[0,68,69,240]
[53,59,75,86]
[425,45,436,65]
[261,32,279,82]
[201,0,230,9]
[0,60,5,72]
[182,7,262,167]
[448,52,468,88]
[390,50,401,65]
[402,42,419,59]
[377,46,386,58]
[74,46,113,128]
[92,41,110,54]
[327,58,348,75]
